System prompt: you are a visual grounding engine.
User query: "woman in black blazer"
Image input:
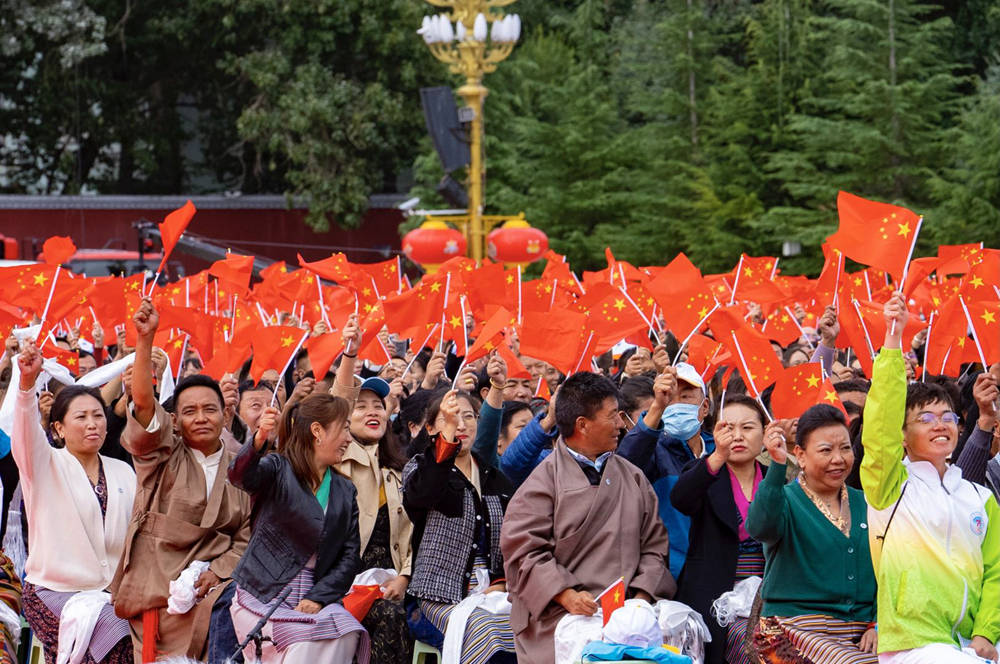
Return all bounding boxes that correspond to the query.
[670,395,784,664]
[228,393,370,664]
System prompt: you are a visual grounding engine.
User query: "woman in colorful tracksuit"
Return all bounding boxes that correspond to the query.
[861,291,1000,663]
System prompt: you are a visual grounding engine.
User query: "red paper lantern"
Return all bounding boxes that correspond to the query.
[487,218,548,265]
[402,220,467,268]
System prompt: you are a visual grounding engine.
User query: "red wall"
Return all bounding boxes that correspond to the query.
[0,202,404,274]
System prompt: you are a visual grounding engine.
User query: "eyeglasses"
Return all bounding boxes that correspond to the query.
[910,411,960,426]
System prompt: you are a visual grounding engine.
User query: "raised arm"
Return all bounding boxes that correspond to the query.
[11,343,52,479]
[618,369,677,479]
[228,406,281,494]
[131,297,158,429]
[330,314,361,403]
[472,352,506,468]
[860,291,909,510]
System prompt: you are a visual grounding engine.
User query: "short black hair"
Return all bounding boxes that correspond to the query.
[500,400,533,436]
[619,375,654,415]
[795,404,848,448]
[173,374,225,411]
[555,372,620,439]
[905,381,955,415]
[834,378,870,394]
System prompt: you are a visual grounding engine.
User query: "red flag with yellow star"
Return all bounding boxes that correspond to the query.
[518,308,589,376]
[0,264,59,311]
[579,283,649,354]
[466,307,513,363]
[352,257,402,297]
[249,325,308,383]
[730,254,786,304]
[306,331,344,381]
[382,279,447,340]
[958,250,1000,300]
[963,300,1000,365]
[937,243,983,276]
[711,310,782,397]
[828,191,921,285]
[651,277,716,343]
[42,345,80,375]
[761,307,802,347]
[771,363,847,419]
[598,577,625,627]
[684,334,731,380]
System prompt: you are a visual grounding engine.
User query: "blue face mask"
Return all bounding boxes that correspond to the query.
[661,402,702,441]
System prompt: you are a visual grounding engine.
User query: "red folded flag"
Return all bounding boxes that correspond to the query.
[343,585,383,622]
[42,236,77,266]
[771,363,847,419]
[963,299,1000,366]
[684,334,730,380]
[157,200,196,272]
[249,325,307,383]
[209,253,254,293]
[434,434,460,463]
[496,342,530,380]
[598,577,626,627]
[466,307,514,363]
[828,191,921,285]
[518,308,589,375]
[306,331,345,381]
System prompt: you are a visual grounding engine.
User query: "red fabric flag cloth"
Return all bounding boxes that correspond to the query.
[157,304,221,359]
[382,280,447,340]
[730,254,786,304]
[201,335,252,381]
[306,331,345,381]
[464,262,514,319]
[598,578,626,627]
[761,307,802,347]
[771,363,847,419]
[646,252,703,299]
[209,253,254,293]
[579,283,649,355]
[496,342,530,380]
[650,276,716,343]
[964,300,1000,365]
[298,252,353,284]
[0,264,59,311]
[684,334,731,380]
[249,325,308,383]
[711,310,783,397]
[828,191,921,284]
[959,250,1000,299]
[813,244,843,302]
[343,585,383,622]
[157,200,196,272]
[937,243,983,276]
[353,258,403,297]
[518,308,589,376]
[41,236,77,266]
[534,375,552,401]
[466,308,514,363]
[42,345,80,375]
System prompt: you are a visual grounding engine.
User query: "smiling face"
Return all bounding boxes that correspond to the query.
[312,417,353,467]
[903,399,958,465]
[52,394,106,455]
[350,390,388,444]
[720,403,765,464]
[174,386,224,453]
[794,423,853,495]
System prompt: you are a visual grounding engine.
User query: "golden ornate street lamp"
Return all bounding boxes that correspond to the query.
[416,2,523,263]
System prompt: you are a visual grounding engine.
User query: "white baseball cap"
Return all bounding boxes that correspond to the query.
[674,362,705,395]
[603,599,662,649]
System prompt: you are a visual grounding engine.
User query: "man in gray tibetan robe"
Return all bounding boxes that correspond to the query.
[501,371,676,664]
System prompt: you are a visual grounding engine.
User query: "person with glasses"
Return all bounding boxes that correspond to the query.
[861,291,1000,664]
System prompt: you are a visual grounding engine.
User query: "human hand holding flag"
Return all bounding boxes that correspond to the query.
[596,577,626,626]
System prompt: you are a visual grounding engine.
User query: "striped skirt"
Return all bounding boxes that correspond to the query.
[234,566,370,663]
[418,599,515,664]
[21,582,132,664]
[753,615,877,664]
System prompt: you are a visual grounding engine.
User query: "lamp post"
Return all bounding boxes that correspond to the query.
[417,3,522,263]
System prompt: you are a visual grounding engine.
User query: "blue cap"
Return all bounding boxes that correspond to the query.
[359,376,391,399]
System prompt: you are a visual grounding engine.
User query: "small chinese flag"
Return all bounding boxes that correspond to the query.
[343,585,383,622]
[534,376,551,401]
[249,325,307,383]
[209,252,254,293]
[42,236,77,266]
[157,200,196,272]
[598,577,626,626]
[770,363,847,420]
[827,191,921,285]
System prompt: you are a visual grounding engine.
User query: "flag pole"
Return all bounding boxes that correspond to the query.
[594,577,625,601]
[921,311,935,383]
[729,331,772,421]
[36,266,62,350]
[832,250,843,310]
[571,331,595,375]
[675,301,721,362]
[616,286,657,343]
[270,331,308,407]
[785,306,815,350]
[401,324,440,380]
[958,296,989,369]
[729,255,744,306]
[851,299,876,360]
[891,216,923,336]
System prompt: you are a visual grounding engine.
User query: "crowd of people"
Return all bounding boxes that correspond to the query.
[0,268,998,664]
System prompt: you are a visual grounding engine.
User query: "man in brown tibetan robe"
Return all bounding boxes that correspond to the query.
[501,371,676,664]
[111,298,251,662]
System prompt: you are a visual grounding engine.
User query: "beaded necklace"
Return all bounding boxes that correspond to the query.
[797,476,850,536]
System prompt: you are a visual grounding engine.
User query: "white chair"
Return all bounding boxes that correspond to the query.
[411,639,441,664]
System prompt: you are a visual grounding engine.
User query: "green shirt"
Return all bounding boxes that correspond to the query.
[745,461,876,623]
[315,468,332,511]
